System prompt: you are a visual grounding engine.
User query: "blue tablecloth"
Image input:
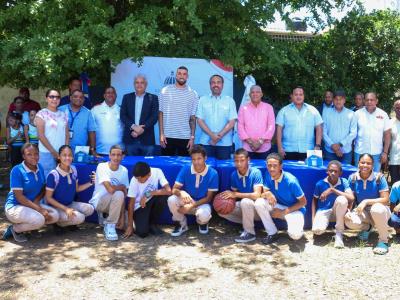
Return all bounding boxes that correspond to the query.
[75,156,357,229]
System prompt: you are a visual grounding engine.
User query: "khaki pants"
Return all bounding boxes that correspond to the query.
[218,198,261,235]
[55,202,94,227]
[254,199,304,240]
[95,191,125,224]
[5,204,59,233]
[345,203,391,243]
[312,196,348,234]
[167,195,211,226]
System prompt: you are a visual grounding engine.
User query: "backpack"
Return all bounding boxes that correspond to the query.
[48,165,78,190]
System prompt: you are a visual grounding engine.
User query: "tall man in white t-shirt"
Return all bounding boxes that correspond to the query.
[91,86,123,155]
[123,162,171,238]
[158,66,199,156]
[90,145,129,241]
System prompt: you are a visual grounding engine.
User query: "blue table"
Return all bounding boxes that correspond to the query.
[75,157,357,229]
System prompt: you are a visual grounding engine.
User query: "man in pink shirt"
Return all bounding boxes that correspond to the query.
[238,85,275,159]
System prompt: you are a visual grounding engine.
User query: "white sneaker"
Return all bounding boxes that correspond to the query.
[198,223,209,235]
[334,232,344,248]
[104,224,118,241]
[171,222,188,237]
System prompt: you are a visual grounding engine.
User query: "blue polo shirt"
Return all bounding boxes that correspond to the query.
[314,177,351,210]
[231,167,263,193]
[196,94,238,146]
[389,181,400,205]
[348,172,389,205]
[175,165,219,201]
[59,104,97,152]
[46,166,78,206]
[276,103,323,153]
[5,162,46,210]
[263,171,306,214]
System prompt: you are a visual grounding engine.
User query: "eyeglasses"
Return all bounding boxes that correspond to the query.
[48,95,60,99]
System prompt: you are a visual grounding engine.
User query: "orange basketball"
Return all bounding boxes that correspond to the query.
[213,192,236,215]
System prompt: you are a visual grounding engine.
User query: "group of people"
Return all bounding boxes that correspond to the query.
[2,65,400,256]
[3,142,400,256]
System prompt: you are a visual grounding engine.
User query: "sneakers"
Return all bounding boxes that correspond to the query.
[2,225,27,243]
[171,222,188,237]
[235,231,256,243]
[198,223,209,235]
[334,232,344,248]
[104,223,118,241]
[262,233,279,245]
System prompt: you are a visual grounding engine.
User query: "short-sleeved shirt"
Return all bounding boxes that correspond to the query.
[35,108,68,153]
[46,165,78,206]
[89,162,129,208]
[127,167,169,211]
[231,167,263,193]
[196,94,238,146]
[314,177,351,210]
[389,118,400,165]
[354,107,391,155]
[348,172,389,205]
[263,171,306,214]
[59,104,97,152]
[159,85,199,139]
[175,165,219,201]
[27,124,38,144]
[91,102,123,155]
[5,162,46,210]
[9,126,25,146]
[276,103,323,153]
[390,181,400,205]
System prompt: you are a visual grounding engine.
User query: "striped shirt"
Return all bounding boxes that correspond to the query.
[159,84,198,139]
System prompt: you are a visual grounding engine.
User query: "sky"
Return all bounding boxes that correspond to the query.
[267,0,400,32]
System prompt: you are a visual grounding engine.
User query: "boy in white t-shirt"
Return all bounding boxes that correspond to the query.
[90,145,129,241]
[123,162,171,238]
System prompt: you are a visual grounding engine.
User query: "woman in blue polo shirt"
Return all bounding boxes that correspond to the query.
[344,153,391,254]
[45,145,95,229]
[2,143,59,242]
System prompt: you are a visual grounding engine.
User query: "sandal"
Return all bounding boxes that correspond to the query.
[373,241,388,255]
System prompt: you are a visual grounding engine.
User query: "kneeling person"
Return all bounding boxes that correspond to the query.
[218,148,264,243]
[168,145,219,236]
[259,153,307,244]
[123,162,171,238]
[389,181,400,234]
[90,145,129,241]
[45,145,95,230]
[311,160,354,248]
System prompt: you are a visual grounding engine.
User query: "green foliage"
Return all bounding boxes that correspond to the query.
[0,0,352,89]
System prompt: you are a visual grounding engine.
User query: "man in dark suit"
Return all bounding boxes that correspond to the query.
[120,74,159,156]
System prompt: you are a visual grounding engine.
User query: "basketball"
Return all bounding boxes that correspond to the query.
[213,192,236,215]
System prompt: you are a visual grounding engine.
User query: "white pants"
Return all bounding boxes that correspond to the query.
[312,196,348,234]
[55,201,94,227]
[5,204,59,233]
[218,198,261,235]
[167,195,211,226]
[254,199,304,240]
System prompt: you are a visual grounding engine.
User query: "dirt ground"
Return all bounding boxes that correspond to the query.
[1,164,399,300]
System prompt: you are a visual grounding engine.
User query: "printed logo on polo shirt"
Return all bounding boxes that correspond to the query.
[110,178,121,186]
[144,183,157,193]
[376,115,384,119]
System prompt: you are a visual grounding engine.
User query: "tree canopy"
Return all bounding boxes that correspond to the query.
[0,0,353,89]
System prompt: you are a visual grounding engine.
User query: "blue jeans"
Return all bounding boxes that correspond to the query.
[202,145,232,160]
[324,151,352,165]
[39,152,57,177]
[354,152,381,172]
[126,144,155,156]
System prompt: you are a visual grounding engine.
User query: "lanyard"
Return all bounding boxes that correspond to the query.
[68,106,81,129]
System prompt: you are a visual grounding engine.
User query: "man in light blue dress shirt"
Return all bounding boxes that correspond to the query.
[276,86,323,161]
[322,90,357,164]
[196,75,237,159]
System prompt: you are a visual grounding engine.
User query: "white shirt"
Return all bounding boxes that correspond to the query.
[390,118,400,165]
[89,162,129,208]
[91,101,123,154]
[354,107,391,155]
[127,168,169,211]
[35,108,68,153]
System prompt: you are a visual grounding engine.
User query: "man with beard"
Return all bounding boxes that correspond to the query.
[158,66,199,156]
